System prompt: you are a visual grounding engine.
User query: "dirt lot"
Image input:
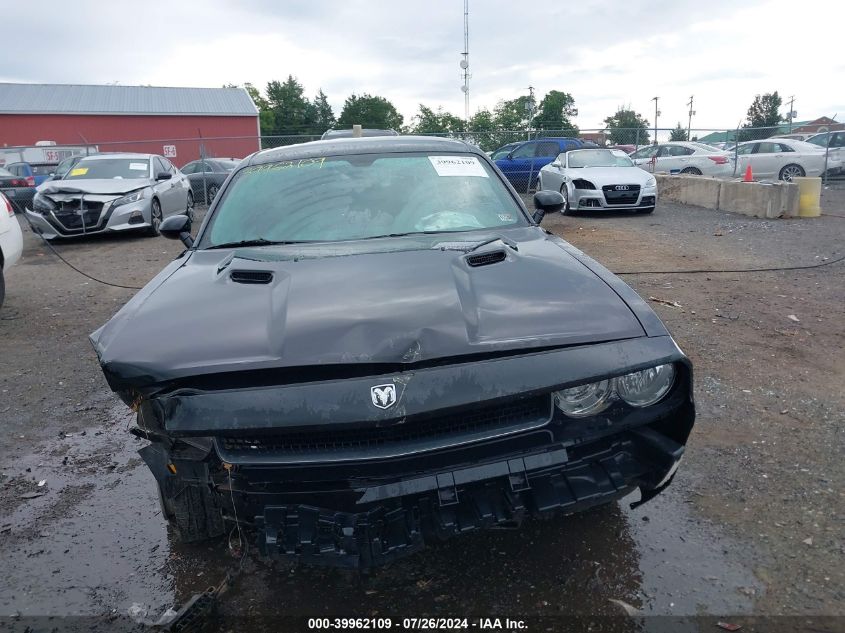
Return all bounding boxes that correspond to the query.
[0,194,843,631]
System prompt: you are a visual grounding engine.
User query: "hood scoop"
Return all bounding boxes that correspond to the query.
[466,250,507,268]
[230,270,274,284]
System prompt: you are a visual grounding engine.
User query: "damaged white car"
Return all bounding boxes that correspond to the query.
[538,149,657,215]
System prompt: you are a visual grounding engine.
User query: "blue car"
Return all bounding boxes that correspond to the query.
[4,162,57,187]
[495,138,593,191]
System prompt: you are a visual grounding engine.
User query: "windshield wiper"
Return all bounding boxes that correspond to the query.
[466,235,519,252]
[205,238,313,250]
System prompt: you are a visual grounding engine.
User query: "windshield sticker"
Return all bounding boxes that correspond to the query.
[69,167,88,176]
[245,157,326,174]
[497,213,514,222]
[129,162,148,170]
[428,156,488,178]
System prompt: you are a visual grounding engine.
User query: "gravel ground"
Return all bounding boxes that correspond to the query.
[0,198,843,630]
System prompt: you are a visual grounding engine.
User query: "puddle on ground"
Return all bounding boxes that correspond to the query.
[0,415,761,627]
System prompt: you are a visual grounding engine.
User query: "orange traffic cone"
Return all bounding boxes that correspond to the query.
[743,165,753,182]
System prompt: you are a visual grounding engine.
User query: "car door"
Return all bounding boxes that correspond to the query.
[532,141,563,178]
[539,152,567,191]
[164,157,190,212]
[749,142,780,179]
[152,156,178,215]
[733,143,756,174]
[495,141,536,191]
[630,145,659,171]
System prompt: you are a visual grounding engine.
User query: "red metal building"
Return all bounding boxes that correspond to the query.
[0,83,260,166]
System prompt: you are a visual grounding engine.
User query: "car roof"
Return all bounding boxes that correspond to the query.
[248,136,479,166]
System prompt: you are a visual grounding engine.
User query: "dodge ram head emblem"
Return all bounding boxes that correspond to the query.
[371,384,397,409]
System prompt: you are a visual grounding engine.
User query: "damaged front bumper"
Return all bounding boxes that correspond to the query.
[133,335,694,569]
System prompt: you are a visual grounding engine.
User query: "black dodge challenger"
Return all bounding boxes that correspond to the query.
[91,136,694,569]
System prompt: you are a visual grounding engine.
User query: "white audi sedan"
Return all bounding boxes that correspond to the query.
[0,191,24,310]
[538,148,657,214]
[630,141,735,177]
[733,138,839,181]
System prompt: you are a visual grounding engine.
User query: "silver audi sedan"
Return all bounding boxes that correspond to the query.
[27,153,193,239]
[538,148,658,215]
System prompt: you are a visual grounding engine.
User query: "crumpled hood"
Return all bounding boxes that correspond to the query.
[91,229,647,390]
[562,166,653,184]
[39,178,152,197]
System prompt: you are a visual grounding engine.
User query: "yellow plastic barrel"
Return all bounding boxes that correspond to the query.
[793,177,821,218]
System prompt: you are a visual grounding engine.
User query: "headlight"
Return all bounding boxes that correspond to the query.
[111,190,146,207]
[32,194,55,213]
[554,363,676,417]
[645,177,656,187]
[554,379,613,418]
[616,363,675,407]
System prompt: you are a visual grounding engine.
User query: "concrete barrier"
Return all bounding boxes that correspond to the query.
[655,174,799,218]
[719,180,798,218]
[655,174,721,208]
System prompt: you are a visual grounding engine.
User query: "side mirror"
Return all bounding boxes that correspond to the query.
[160,214,193,247]
[551,160,561,168]
[156,171,172,181]
[532,190,565,223]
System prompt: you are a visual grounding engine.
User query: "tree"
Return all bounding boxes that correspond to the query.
[534,90,578,133]
[265,75,315,135]
[669,122,688,141]
[493,96,533,131]
[410,105,464,135]
[738,92,783,141]
[467,108,499,151]
[312,89,335,132]
[603,108,650,145]
[337,94,403,130]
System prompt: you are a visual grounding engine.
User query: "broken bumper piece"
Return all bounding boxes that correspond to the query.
[255,431,682,568]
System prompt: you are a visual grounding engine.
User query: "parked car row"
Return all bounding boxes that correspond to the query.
[630,142,736,178]
[493,137,599,191]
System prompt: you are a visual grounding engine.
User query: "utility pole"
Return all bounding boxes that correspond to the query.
[787,95,796,132]
[526,86,536,140]
[687,95,695,141]
[651,97,660,144]
[459,0,470,126]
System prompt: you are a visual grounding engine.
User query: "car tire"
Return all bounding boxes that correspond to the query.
[157,474,225,544]
[186,191,195,222]
[206,184,219,204]
[0,267,5,311]
[680,167,702,175]
[636,206,655,214]
[144,198,162,237]
[779,164,805,182]
[559,184,573,215]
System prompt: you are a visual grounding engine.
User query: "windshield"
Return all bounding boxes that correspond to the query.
[65,158,150,180]
[201,152,525,247]
[567,149,634,168]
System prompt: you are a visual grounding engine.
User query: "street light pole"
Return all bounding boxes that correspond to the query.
[687,95,695,141]
[787,95,796,133]
[651,97,660,143]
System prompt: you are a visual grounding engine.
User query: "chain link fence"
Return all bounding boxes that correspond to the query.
[2,125,841,208]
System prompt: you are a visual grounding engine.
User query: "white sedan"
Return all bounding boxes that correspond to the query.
[630,141,735,177]
[0,192,24,310]
[733,138,839,181]
[538,148,657,214]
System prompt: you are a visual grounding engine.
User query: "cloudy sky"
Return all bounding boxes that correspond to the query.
[2,0,843,132]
